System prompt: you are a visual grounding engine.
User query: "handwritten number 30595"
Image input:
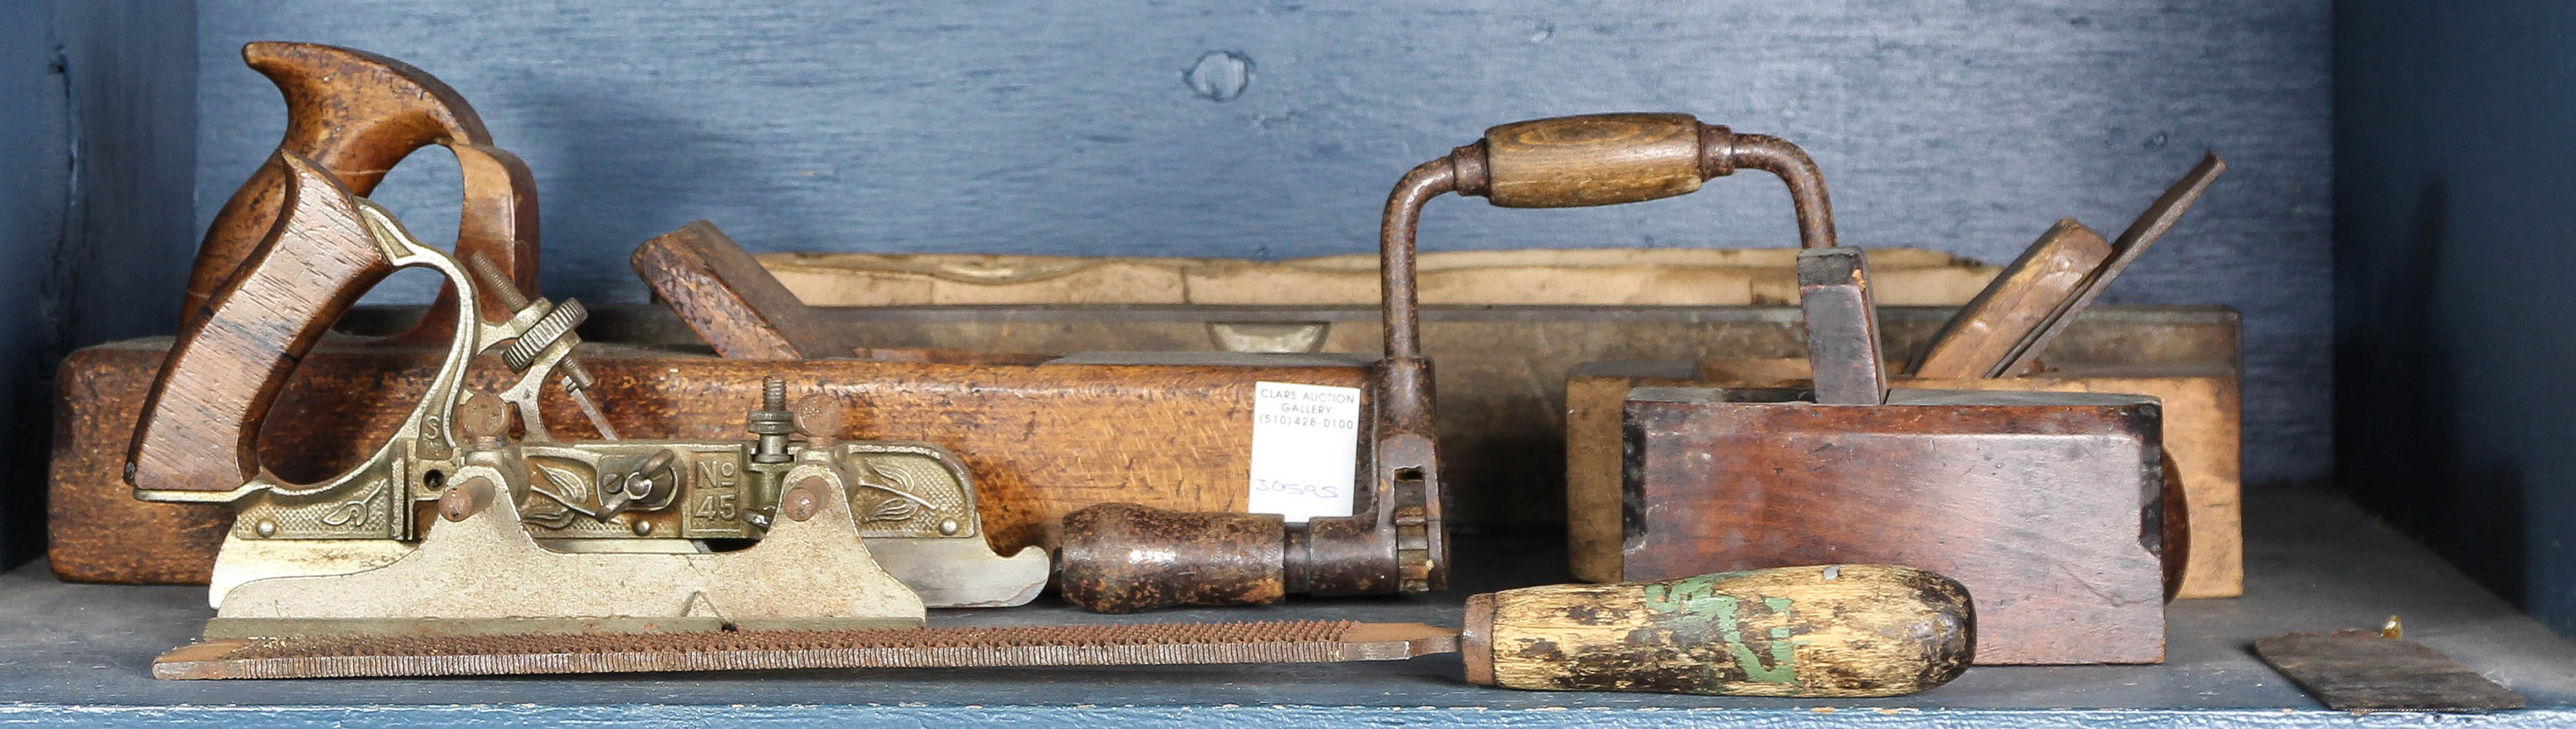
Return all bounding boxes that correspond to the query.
[1251,479,1338,499]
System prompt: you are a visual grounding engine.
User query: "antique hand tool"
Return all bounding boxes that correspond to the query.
[128,154,1044,633]
[1711,152,2236,599]
[1378,113,1872,398]
[1011,113,1826,612]
[54,41,1041,601]
[1913,154,2227,378]
[1041,114,1845,614]
[1615,256,2171,665]
[1466,113,2171,663]
[1359,111,1867,581]
[632,216,1445,609]
[154,563,1976,700]
[466,251,619,438]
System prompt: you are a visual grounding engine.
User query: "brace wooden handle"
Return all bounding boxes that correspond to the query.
[1452,113,1837,249]
[184,42,535,344]
[1477,113,1707,208]
[129,154,398,492]
[1462,565,1975,697]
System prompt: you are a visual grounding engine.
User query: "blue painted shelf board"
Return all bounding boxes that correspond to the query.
[4,487,2571,726]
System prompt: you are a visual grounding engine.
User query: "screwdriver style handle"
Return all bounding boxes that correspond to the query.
[1462,564,1975,697]
[183,42,537,346]
[130,154,401,492]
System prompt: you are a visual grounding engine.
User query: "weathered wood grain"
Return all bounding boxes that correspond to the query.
[54,340,1368,583]
[184,42,534,347]
[1618,387,2168,665]
[765,247,1998,308]
[2255,632,2526,711]
[129,155,393,493]
[52,303,2238,583]
[1998,154,2229,377]
[1568,360,2243,600]
[1913,219,2113,378]
[1479,113,1706,209]
[634,221,849,359]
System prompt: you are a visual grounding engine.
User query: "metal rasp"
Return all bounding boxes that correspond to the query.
[152,564,1978,698]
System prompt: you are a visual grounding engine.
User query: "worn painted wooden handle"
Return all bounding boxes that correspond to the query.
[182,42,535,345]
[129,154,398,492]
[1461,565,1974,697]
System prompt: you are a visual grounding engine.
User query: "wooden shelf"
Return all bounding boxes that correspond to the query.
[3,486,2570,726]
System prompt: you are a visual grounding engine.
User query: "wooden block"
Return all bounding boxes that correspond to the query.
[1621,387,2169,665]
[48,339,1369,584]
[1568,359,2245,600]
[1918,373,2241,599]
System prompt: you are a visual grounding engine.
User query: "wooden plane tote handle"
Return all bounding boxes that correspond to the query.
[129,154,402,493]
[183,42,536,345]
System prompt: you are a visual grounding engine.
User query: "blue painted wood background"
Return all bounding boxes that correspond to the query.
[193,0,2334,490]
[2337,1,2576,638]
[0,0,196,565]
[7,1,2345,572]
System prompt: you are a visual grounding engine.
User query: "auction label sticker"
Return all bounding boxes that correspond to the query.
[1247,381,1361,522]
